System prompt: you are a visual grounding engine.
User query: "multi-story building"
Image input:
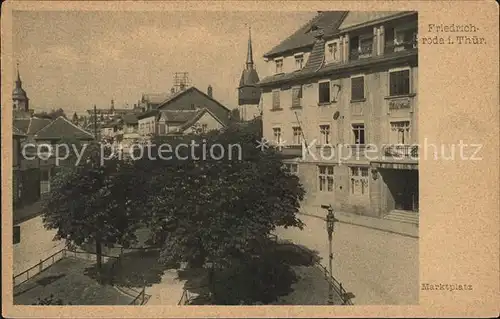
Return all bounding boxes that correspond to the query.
[258,11,418,222]
[12,78,94,274]
[136,86,231,139]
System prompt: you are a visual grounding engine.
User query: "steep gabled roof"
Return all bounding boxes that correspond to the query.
[13,119,30,134]
[13,117,52,136]
[301,37,326,72]
[159,110,199,123]
[157,86,231,115]
[338,11,411,31]
[137,109,158,120]
[179,108,226,132]
[263,11,347,58]
[122,113,139,125]
[142,93,172,105]
[34,116,94,140]
[259,11,418,87]
[239,68,260,88]
[13,126,26,137]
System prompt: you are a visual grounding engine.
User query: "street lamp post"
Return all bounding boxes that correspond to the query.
[322,204,336,305]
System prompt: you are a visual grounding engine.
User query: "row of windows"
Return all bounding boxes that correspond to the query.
[275,25,417,74]
[274,54,305,74]
[272,69,411,110]
[318,165,369,195]
[272,120,410,145]
[139,122,155,133]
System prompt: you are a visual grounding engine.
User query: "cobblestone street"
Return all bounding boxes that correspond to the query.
[275,214,419,305]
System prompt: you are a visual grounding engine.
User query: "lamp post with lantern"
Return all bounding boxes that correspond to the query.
[321,204,337,305]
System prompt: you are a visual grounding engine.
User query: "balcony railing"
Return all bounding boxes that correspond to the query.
[349,44,373,60]
[278,145,303,158]
[385,39,418,53]
[382,144,418,159]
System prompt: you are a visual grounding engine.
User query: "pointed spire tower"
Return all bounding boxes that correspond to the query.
[246,27,254,70]
[238,26,261,121]
[12,62,30,113]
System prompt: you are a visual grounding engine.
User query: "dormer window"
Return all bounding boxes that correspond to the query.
[275,58,283,74]
[326,40,340,63]
[394,25,418,51]
[308,24,320,33]
[350,34,374,60]
[294,54,304,70]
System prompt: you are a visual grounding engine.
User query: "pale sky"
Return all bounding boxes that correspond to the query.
[13,10,316,115]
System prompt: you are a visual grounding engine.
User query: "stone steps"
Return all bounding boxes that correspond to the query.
[384,210,419,225]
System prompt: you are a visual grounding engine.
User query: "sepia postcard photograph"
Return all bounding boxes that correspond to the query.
[1,1,498,318]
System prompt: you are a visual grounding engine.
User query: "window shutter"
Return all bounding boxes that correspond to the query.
[272,91,280,109]
[402,70,410,94]
[319,82,330,103]
[292,87,302,107]
[351,77,364,100]
[390,72,398,96]
[385,27,395,48]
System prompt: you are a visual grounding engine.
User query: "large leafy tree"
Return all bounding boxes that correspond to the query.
[42,142,144,273]
[136,118,305,270]
[34,108,67,120]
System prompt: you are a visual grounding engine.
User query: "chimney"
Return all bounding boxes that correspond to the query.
[207,85,213,98]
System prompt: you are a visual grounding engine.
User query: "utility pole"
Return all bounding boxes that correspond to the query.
[93,104,98,141]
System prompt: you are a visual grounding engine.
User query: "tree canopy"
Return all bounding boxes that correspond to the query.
[34,108,67,120]
[42,118,305,289]
[42,142,144,270]
[134,118,305,268]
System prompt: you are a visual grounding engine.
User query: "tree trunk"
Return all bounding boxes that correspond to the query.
[95,235,102,270]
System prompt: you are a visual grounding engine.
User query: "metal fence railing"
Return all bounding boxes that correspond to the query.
[13,248,66,287]
[269,234,354,305]
[177,288,193,305]
[315,261,354,305]
[128,286,147,305]
[13,248,120,288]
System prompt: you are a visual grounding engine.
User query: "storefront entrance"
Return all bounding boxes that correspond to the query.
[380,168,419,212]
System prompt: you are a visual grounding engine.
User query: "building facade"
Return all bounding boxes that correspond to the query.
[258,11,418,222]
[136,86,231,139]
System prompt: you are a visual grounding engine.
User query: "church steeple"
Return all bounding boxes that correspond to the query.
[15,62,22,88]
[237,26,261,121]
[13,62,30,113]
[246,27,254,70]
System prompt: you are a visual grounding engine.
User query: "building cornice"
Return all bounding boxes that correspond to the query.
[258,50,417,88]
[337,11,417,34]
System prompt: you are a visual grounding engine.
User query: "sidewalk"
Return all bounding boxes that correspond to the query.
[298,210,419,238]
[145,269,187,305]
[14,200,44,225]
